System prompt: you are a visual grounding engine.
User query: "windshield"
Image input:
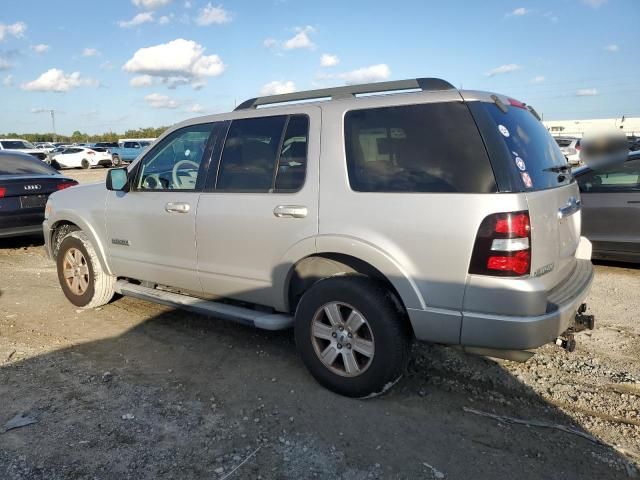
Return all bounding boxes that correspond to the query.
[482,103,570,190]
[1,140,36,150]
[0,155,57,175]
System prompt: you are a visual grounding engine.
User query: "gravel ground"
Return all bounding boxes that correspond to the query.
[0,169,638,479]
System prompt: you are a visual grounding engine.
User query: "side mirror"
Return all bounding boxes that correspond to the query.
[106,168,129,191]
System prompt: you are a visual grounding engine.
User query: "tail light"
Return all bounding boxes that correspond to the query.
[56,181,78,191]
[0,187,6,198]
[469,211,531,277]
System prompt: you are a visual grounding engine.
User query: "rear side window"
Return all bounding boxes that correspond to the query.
[344,102,496,193]
[577,158,640,193]
[481,103,569,190]
[216,114,309,192]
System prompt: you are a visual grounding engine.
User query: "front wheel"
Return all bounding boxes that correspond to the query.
[56,231,116,308]
[295,275,411,398]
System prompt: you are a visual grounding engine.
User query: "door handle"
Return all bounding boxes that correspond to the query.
[558,197,581,219]
[165,202,191,213]
[273,205,308,218]
[628,201,640,204]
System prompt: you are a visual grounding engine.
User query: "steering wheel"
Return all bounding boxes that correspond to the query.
[172,160,199,188]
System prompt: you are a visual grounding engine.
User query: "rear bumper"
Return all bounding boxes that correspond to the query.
[0,224,43,238]
[459,259,594,350]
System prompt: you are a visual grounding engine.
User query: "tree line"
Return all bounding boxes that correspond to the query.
[0,126,169,143]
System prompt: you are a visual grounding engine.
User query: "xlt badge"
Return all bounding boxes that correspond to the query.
[111,238,130,246]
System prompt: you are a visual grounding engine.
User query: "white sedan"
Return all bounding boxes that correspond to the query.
[51,147,113,169]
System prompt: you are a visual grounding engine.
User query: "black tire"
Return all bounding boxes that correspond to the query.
[81,159,90,169]
[295,275,411,398]
[51,160,61,170]
[56,231,116,308]
[112,155,122,167]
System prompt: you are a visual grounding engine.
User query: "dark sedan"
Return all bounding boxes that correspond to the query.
[574,151,640,263]
[0,151,77,238]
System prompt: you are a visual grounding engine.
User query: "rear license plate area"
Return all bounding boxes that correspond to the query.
[20,194,48,209]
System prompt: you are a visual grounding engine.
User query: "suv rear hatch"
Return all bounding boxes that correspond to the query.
[465,94,582,289]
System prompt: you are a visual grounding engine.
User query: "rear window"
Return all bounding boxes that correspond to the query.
[481,103,569,190]
[0,155,57,175]
[344,102,497,193]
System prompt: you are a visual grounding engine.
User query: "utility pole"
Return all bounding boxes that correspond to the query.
[50,110,57,142]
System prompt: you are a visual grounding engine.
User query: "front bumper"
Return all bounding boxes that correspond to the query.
[459,259,594,350]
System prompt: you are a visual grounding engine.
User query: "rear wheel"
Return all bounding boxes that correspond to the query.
[295,275,411,398]
[81,159,90,169]
[56,231,116,308]
[112,155,122,167]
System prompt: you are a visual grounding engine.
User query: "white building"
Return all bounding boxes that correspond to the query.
[543,117,640,137]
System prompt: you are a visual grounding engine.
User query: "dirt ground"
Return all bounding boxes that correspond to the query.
[0,168,638,479]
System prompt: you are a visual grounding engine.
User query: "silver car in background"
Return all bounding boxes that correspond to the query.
[43,78,594,397]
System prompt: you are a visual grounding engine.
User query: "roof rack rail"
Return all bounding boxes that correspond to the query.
[234,77,456,111]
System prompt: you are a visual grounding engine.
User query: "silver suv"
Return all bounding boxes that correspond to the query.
[43,78,594,397]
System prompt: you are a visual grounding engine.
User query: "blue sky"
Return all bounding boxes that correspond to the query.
[1,0,638,135]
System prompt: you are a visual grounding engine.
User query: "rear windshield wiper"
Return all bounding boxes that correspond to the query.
[543,165,570,173]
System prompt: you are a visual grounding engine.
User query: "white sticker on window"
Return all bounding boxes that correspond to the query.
[515,157,526,171]
[498,125,510,137]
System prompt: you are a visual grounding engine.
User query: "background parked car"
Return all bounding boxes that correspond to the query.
[51,146,113,169]
[575,151,640,263]
[0,151,77,238]
[109,140,151,166]
[0,138,49,163]
[554,136,582,165]
[35,142,56,152]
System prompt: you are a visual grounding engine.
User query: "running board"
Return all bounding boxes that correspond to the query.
[114,280,294,331]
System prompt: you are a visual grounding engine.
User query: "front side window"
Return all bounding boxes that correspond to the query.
[216,114,309,192]
[577,159,640,193]
[345,102,496,193]
[1,140,35,150]
[136,123,214,191]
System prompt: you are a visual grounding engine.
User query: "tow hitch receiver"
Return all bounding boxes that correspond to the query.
[556,304,595,352]
[574,303,595,332]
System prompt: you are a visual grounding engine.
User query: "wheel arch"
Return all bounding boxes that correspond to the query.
[49,214,112,275]
[281,236,426,322]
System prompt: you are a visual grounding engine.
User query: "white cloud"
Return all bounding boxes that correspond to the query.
[486,63,521,76]
[123,38,225,89]
[3,74,13,86]
[259,80,296,96]
[186,103,204,113]
[100,60,115,70]
[21,68,98,92]
[605,44,619,52]
[576,88,598,96]
[0,58,11,70]
[132,0,171,9]
[158,15,172,25]
[0,21,27,41]
[531,75,545,83]
[118,12,155,28]
[339,64,390,84]
[130,74,154,87]
[507,7,530,16]
[196,3,232,25]
[544,11,559,23]
[263,37,278,48]
[283,26,315,50]
[320,53,339,67]
[81,47,100,57]
[31,44,50,54]
[582,0,607,7]
[145,92,180,108]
